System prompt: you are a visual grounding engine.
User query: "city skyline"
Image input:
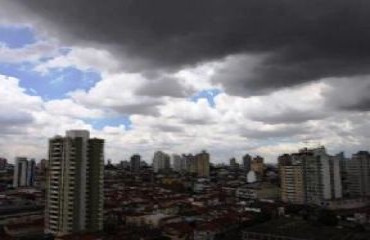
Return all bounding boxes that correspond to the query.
[5,142,370,168]
[1,1,370,163]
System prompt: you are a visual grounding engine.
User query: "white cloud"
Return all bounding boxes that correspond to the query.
[44,99,104,119]
[0,41,58,63]
[0,74,93,160]
[1,70,370,164]
[34,47,120,74]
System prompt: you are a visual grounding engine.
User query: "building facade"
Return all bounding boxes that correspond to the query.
[130,154,141,173]
[242,154,252,172]
[251,156,264,180]
[195,151,210,177]
[279,147,343,206]
[346,151,370,197]
[229,158,238,170]
[0,157,7,170]
[152,151,170,173]
[45,130,104,236]
[172,154,187,172]
[13,157,35,188]
[302,147,342,205]
[278,154,305,204]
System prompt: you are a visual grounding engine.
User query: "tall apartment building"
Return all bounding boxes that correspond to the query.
[334,152,350,197]
[153,151,170,173]
[242,154,252,172]
[172,154,187,172]
[278,154,305,204]
[0,157,7,170]
[130,154,141,173]
[45,130,104,236]
[181,154,194,173]
[195,150,210,177]
[229,158,239,170]
[302,147,342,205]
[13,157,35,188]
[346,151,370,197]
[279,147,342,206]
[251,156,264,180]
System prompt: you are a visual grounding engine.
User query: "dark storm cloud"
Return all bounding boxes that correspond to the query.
[344,99,370,111]
[11,0,370,94]
[323,77,370,111]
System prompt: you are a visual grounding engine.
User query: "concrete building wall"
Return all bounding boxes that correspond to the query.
[153,151,170,173]
[45,130,104,236]
[279,147,342,206]
[243,154,252,172]
[280,165,305,204]
[13,157,35,188]
[130,154,141,173]
[302,147,342,205]
[251,156,264,180]
[347,151,370,197]
[196,151,210,177]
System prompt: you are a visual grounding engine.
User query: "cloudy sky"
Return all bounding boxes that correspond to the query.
[0,0,370,163]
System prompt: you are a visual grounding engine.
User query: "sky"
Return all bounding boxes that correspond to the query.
[0,0,370,163]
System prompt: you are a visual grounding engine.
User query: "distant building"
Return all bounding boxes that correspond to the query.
[229,158,238,170]
[186,154,197,174]
[172,154,186,172]
[153,151,170,173]
[130,154,141,173]
[45,130,104,236]
[279,147,343,206]
[37,159,47,174]
[195,150,210,177]
[0,157,7,169]
[13,157,35,188]
[278,154,305,204]
[120,160,130,169]
[335,152,349,196]
[242,154,252,172]
[302,147,342,205]
[140,160,148,168]
[251,156,264,180]
[346,151,370,197]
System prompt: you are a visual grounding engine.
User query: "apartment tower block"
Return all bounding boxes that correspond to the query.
[45,130,104,236]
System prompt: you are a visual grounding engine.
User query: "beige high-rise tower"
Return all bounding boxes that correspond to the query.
[278,154,305,204]
[195,150,210,177]
[45,130,104,236]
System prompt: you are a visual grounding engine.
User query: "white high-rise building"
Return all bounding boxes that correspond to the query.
[172,154,188,172]
[153,151,170,173]
[279,147,343,206]
[13,157,35,188]
[45,130,104,236]
[172,154,182,172]
[301,147,342,205]
[346,151,370,197]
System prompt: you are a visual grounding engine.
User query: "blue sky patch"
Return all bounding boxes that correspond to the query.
[190,89,222,107]
[0,63,101,100]
[86,116,132,130]
[0,25,36,48]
